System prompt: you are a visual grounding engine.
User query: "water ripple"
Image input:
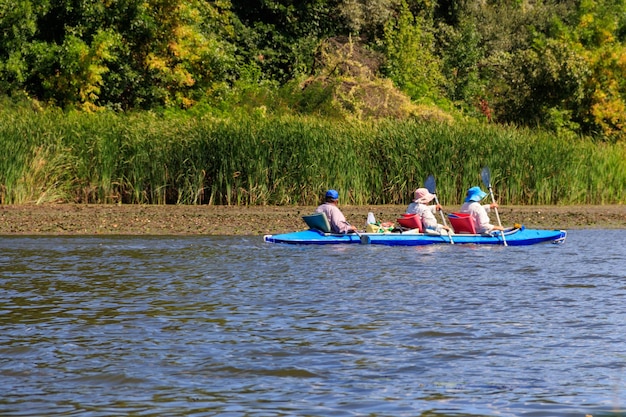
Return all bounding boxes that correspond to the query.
[1,232,625,416]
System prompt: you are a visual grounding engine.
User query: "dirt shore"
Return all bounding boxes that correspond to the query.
[0,203,624,235]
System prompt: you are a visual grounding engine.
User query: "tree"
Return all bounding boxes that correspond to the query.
[0,0,40,93]
[338,0,401,38]
[230,0,342,82]
[381,0,444,103]
[0,0,241,110]
[574,0,626,141]
[437,17,483,107]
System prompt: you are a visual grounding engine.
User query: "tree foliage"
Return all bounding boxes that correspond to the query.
[381,0,444,104]
[3,0,626,140]
[1,0,239,109]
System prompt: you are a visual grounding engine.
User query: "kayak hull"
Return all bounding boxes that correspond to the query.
[361,227,566,246]
[264,226,566,246]
[264,229,362,245]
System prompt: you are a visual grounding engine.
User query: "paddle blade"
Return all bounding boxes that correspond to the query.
[481,166,491,188]
[424,174,436,194]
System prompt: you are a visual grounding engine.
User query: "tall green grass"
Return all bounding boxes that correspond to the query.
[1,102,625,206]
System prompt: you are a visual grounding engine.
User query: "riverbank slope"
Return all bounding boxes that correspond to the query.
[0,204,624,235]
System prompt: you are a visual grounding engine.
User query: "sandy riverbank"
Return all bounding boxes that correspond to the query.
[0,204,624,235]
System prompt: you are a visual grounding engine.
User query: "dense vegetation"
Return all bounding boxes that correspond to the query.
[2,0,626,139]
[2,0,626,205]
[2,100,625,205]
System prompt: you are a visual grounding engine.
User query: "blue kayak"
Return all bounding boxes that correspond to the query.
[264,226,566,246]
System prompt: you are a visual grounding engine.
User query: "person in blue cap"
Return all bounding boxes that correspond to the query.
[460,186,504,234]
[315,189,357,234]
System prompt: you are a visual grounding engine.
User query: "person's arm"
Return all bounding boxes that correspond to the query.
[480,203,503,232]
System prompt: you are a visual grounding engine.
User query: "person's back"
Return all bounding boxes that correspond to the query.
[460,186,503,233]
[406,188,450,233]
[314,189,356,234]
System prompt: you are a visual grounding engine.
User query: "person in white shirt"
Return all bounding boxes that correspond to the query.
[460,186,504,233]
[406,188,450,233]
[315,189,357,234]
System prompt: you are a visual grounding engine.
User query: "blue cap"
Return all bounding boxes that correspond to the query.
[325,189,339,200]
[465,186,487,202]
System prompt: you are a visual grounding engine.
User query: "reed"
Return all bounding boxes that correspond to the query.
[1,104,625,206]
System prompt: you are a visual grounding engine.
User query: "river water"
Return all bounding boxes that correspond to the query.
[0,230,625,417]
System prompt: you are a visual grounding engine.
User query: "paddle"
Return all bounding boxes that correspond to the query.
[480,166,507,246]
[424,174,454,245]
